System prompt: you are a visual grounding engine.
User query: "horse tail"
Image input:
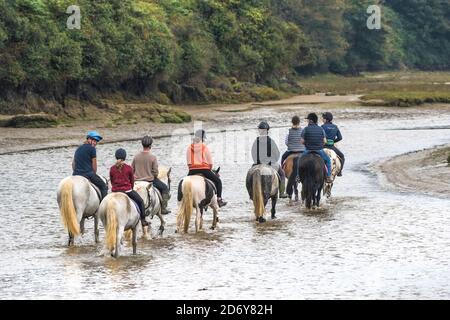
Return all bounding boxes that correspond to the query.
[105,200,118,251]
[252,169,265,217]
[59,178,80,236]
[177,178,193,233]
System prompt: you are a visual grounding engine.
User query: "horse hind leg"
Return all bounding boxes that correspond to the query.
[211,206,219,230]
[94,215,99,243]
[195,205,201,233]
[132,227,137,255]
[68,232,74,246]
[199,207,204,231]
[294,183,299,202]
[271,196,277,219]
[80,217,86,235]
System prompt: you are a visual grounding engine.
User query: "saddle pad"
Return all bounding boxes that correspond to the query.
[90,183,102,201]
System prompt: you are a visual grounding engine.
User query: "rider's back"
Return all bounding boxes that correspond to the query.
[302,124,325,151]
[132,151,158,182]
[73,143,95,177]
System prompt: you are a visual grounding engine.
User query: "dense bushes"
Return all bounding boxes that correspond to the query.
[0,0,449,111]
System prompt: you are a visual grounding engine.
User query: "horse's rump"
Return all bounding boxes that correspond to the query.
[283,153,301,178]
[298,153,324,208]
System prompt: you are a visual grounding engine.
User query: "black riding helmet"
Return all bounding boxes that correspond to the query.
[322,112,333,122]
[115,148,127,160]
[258,121,270,130]
[305,113,318,124]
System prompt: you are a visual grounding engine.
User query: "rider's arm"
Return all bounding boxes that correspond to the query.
[272,138,280,161]
[300,127,306,145]
[129,166,134,187]
[205,146,213,170]
[285,134,289,146]
[152,157,159,179]
[335,127,342,143]
[72,159,75,171]
[92,157,97,174]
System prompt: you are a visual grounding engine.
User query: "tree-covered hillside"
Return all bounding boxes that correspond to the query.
[0,0,449,114]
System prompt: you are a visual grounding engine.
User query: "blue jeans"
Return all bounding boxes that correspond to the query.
[302,149,331,177]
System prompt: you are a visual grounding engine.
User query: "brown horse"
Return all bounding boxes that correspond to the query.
[283,153,302,205]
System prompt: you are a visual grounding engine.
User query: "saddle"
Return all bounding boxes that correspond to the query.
[129,199,142,216]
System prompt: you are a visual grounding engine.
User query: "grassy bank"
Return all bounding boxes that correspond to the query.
[300,71,450,107]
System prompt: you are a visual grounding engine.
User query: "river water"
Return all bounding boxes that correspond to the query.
[1,104,450,299]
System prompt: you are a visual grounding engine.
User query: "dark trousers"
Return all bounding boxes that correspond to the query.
[122,190,146,219]
[324,145,345,170]
[88,174,108,199]
[188,169,222,198]
[152,178,169,195]
[281,150,302,165]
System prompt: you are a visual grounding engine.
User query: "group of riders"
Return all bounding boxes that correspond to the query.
[71,111,344,226]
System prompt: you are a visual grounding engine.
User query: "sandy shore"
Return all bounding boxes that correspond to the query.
[376,145,450,198]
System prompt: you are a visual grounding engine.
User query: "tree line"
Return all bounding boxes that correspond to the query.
[0,0,448,108]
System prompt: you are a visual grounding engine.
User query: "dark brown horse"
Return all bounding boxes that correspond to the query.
[298,153,325,209]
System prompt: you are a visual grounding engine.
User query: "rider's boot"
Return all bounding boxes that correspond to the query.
[217,198,227,207]
[141,217,149,227]
[160,193,171,215]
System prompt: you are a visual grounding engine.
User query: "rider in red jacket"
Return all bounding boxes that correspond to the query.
[110,148,148,227]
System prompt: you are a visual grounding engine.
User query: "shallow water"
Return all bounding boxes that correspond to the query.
[1,105,450,299]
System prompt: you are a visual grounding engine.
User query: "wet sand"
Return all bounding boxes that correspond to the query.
[376,145,450,198]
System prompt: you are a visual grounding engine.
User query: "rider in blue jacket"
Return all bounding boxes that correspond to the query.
[321,112,345,176]
[300,113,333,183]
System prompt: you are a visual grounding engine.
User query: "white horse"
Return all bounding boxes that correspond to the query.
[246,164,279,223]
[97,192,140,258]
[323,148,342,198]
[133,167,171,237]
[57,175,105,245]
[176,175,219,233]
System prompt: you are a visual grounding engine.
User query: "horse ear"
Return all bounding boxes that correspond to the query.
[167,167,172,176]
[216,167,220,173]
[146,183,152,190]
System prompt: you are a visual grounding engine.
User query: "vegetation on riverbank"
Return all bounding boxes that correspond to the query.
[300,71,450,107]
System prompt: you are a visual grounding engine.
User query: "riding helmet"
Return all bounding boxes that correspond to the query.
[194,129,206,140]
[305,113,318,123]
[115,148,127,160]
[87,130,103,142]
[322,112,333,122]
[142,135,153,148]
[258,121,270,130]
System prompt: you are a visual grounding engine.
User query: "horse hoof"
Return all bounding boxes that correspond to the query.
[258,217,266,223]
[271,215,276,219]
